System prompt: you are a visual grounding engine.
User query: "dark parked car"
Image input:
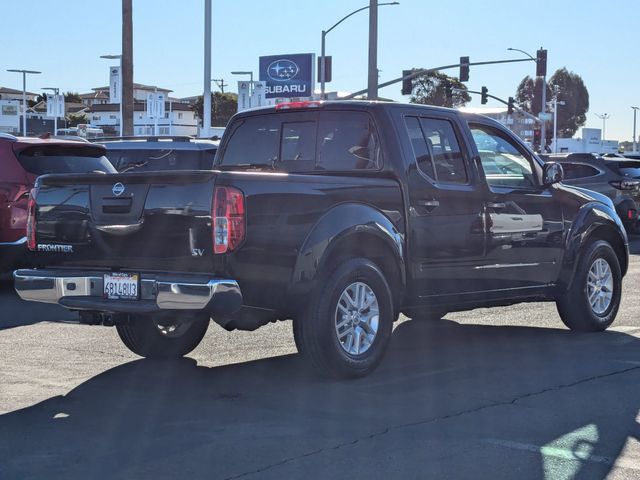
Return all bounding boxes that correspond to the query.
[94,136,219,172]
[540,153,640,234]
[15,101,629,378]
[0,133,115,272]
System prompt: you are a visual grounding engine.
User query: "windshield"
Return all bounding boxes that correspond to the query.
[17,146,115,174]
[105,148,216,172]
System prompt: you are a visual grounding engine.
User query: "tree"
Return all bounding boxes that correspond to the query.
[409,71,471,108]
[192,92,238,127]
[66,111,88,127]
[548,68,589,138]
[64,92,82,103]
[515,68,589,140]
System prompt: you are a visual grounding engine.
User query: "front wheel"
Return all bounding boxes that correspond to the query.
[295,257,394,379]
[556,240,622,332]
[116,314,210,358]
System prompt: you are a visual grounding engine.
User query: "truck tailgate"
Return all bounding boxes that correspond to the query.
[33,171,218,273]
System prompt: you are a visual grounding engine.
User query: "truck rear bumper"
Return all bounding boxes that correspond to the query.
[13,269,242,315]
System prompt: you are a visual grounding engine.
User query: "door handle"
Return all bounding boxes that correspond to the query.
[417,199,440,212]
[486,202,507,210]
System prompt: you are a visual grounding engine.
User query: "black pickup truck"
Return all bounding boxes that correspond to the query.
[15,101,629,378]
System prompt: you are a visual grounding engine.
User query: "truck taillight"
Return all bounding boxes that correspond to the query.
[26,189,37,251]
[212,186,245,254]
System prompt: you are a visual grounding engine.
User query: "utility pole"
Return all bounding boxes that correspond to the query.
[122,0,133,136]
[632,106,639,153]
[367,0,378,100]
[213,78,227,93]
[203,0,212,138]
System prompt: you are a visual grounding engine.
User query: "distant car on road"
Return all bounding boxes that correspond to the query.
[0,133,115,273]
[93,136,219,173]
[540,152,640,234]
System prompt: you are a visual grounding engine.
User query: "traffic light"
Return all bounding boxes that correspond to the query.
[536,48,547,77]
[317,56,332,83]
[401,70,414,95]
[445,85,453,106]
[507,96,515,114]
[459,56,469,82]
[481,86,488,105]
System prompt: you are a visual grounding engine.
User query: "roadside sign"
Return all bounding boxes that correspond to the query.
[146,92,165,119]
[46,94,65,118]
[259,53,315,99]
[155,92,165,118]
[109,66,121,104]
[539,112,552,121]
[237,82,251,112]
[251,81,267,108]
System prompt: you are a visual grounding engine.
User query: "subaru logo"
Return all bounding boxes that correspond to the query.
[267,59,299,82]
[112,182,125,196]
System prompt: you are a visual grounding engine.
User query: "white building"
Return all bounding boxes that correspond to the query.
[0,86,37,102]
[85,83,198,136]
[553,128,618,154]
[0,100,21,133]
[458,106,539,144]
[88,101,198,136]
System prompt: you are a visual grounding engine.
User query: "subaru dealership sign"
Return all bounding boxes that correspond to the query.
[259,53,315,99]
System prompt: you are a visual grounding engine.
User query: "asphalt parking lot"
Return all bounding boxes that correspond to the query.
[1,237,639,480]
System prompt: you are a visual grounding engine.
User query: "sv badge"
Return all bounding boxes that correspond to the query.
[191,248,204,257]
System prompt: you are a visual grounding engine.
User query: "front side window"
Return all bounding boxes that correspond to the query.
[471,125,537,190]
[317,111,380,171]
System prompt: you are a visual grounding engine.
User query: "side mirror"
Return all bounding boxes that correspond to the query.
[543,162,564,186]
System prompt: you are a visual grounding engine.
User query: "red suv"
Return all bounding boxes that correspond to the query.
[0,133,115,272]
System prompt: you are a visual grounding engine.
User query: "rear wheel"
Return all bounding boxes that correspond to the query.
[556,240,622,332]
[295,257,394,379]
[116,314,209,358]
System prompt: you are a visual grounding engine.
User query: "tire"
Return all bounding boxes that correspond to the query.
[296,257,394,379]
[116,314,210,359]
[556,240,622,332]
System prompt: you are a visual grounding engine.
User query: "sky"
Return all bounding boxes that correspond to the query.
[1,0,638,141]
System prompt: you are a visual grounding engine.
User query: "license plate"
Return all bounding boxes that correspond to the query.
[103,273,139,300]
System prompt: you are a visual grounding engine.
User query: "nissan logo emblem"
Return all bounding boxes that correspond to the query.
[112,182,125,196]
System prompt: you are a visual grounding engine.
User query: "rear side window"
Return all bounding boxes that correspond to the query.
[561,163,601,180]
[405,116,435,179]
[317,111,380,171]
[405,116,467,184]
[221,116,280,166]
[616,161,640,178]
[17,146,115,174]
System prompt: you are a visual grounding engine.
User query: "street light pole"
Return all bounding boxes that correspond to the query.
[552,95,565,154]
[203,0,212,138]
[42,87,60,135]
[632,106,639,153]
[595,113,611,147]
[100,54,123,136]
[7,69,41,136]
[320,2,399,100]
[367,0,378,100]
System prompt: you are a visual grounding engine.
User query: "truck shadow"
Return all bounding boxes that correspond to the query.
[0,280,78,330]
[1,320,639,479]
